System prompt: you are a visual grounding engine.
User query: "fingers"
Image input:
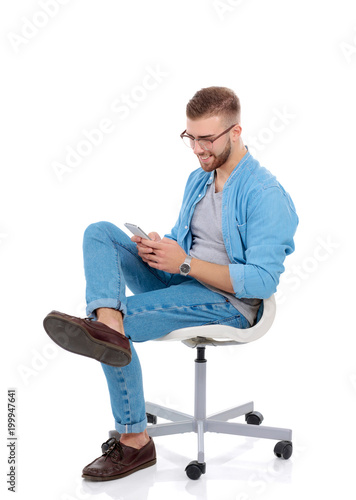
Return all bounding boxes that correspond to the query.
[148,232,161,241]
[131,235,154,253]
[137,242,159,266]
[131,232,163,265]
[137,244,153,255]
[131,233,161,243]
[140,250,159,266]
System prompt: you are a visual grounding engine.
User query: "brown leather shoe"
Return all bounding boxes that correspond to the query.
[82,437,156,481]
[43,311,131,367]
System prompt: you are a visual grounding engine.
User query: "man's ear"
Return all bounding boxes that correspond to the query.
[232,124,242,141]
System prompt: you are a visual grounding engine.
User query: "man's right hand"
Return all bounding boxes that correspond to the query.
[131,232,161,263]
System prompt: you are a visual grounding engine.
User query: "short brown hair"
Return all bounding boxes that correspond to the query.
[186,86,241,125]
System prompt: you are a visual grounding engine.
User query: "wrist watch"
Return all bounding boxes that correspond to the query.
[179,256,192,276]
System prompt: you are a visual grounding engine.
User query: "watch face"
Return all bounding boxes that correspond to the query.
[180,263,190,274]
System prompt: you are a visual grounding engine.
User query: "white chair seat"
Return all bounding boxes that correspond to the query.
[155,295,276,346]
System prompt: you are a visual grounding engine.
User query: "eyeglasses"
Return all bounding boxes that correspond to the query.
[180,123,237,151]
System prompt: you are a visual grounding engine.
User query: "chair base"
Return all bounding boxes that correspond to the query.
[145,346,292,478]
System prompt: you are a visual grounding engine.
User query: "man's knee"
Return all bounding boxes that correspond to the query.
[83,221,117,242]
[83,221,130,246]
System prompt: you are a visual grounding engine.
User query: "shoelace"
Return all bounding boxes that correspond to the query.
[103,438,124,462]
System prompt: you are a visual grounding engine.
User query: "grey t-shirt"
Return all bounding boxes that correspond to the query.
[189,178,261,326]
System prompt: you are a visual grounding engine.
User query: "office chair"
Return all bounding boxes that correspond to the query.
[143,295,293,479]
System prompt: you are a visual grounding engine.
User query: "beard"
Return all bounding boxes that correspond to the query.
[198,139,232,172]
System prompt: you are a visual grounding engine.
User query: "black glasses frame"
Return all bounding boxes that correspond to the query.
[180,123,237,150]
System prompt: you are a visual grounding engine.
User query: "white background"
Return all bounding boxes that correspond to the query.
[1,0,355,499]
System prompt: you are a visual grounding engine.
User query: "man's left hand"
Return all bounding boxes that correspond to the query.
[139,238,187,274]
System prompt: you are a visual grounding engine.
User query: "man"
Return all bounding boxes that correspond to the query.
[43,86,298,481]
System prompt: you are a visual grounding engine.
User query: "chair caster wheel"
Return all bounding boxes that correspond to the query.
[146,413,157,424]
[185,461,206,480]
[274,440,293,459]
[245,411,264,425]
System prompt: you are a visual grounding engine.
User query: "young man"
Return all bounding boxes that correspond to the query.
[43,87,298,481]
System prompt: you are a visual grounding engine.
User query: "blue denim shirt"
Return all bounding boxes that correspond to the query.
[165,150,299,299]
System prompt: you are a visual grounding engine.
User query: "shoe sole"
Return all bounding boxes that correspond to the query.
[43,314,131,367]
[82,458,157,481]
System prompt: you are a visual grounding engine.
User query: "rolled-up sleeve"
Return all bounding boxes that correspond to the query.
[229,187,298,298]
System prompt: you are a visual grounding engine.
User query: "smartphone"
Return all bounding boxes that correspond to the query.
[124,223,151,240]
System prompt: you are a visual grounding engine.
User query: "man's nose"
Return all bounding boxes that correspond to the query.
[193,141,204,154]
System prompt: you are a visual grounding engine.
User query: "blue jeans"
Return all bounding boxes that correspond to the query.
[83,221,250,434]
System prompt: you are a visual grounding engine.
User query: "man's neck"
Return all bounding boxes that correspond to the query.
[215,144,247,192]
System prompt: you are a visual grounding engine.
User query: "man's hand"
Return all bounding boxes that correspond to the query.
[132,233,234,292]
[131,232,161,263]
[132,234,187,274]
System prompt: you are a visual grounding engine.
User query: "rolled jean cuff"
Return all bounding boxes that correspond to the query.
[86,298,127,319]
[114,416,148,434]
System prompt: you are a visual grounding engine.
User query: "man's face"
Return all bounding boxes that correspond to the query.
[185,116,233,173]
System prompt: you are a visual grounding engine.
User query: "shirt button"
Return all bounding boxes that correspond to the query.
[185,225,188,229]
[198,194,201,197]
